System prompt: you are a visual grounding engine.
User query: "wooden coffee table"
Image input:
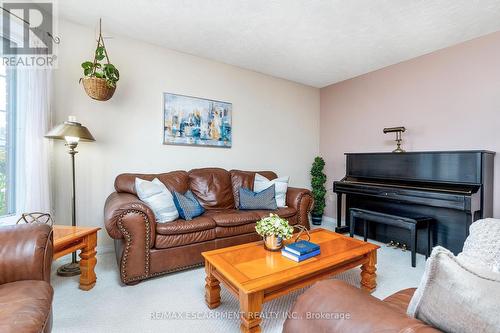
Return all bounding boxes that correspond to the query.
[53,225,101,290]
[202,228,379,333]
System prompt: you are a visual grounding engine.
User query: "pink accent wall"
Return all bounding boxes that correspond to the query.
[320,31,500,220]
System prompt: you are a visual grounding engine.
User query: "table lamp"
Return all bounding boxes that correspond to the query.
[45,116,95,276]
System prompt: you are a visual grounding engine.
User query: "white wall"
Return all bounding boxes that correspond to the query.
[320,31,500,219]
[52,20,320,247]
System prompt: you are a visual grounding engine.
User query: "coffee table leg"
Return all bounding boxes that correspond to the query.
[79,232,97,291]
[239,290,263,333]
[360,250,377,292]
[205,261,221,309]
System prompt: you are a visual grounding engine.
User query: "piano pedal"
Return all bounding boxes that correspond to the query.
[393,242,400,249]
[401,244,407,252]
[386,240,395,247]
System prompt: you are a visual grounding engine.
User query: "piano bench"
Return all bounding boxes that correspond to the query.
[349,208,433,267]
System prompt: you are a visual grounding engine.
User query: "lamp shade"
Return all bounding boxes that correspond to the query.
[45,117,95,142]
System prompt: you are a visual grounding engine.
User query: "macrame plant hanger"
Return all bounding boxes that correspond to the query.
[81,18,117,101]
[92,18,111,75]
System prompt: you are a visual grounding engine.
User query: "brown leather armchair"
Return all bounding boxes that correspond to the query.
[0,223,54,333]
[104,168,313,285]
[283,280,441,332]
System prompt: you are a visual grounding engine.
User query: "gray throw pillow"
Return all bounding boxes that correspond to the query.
[239,185,277,210]
[407,246,500,333]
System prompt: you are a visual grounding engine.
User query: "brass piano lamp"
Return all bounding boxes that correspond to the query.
[45,116,95,276]
[383,126,406,153]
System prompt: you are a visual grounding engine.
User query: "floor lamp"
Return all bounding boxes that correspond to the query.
[45,116,95,276]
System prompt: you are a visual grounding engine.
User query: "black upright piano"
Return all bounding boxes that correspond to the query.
[333,150,495,254]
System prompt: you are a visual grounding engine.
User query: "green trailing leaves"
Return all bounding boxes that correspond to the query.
[81,37,119,88]
[95,46,105,61]
[310,156,327,215]
[81,61,93,69]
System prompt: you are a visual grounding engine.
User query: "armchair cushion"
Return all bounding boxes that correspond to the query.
[383,287,417,315]
[0,280,53,333]
[283,280,439,333]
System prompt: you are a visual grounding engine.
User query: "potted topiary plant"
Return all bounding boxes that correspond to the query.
[310,156,327,225]
[80,20,119,101]
[255,214,294,251]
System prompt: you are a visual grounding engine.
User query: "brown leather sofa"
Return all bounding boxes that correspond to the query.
[104,168,313,285]
[283,280,441,332]
[0,223,54,333]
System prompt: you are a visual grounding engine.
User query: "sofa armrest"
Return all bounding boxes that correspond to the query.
[104,192,156,248]
[283,280,440,333]
[104,192,157,284]
[286,187,313,229]
[0,223,53,285]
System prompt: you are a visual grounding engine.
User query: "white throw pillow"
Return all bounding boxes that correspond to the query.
[407,246,500,333]
[253,173,289,208]
[135,178,179,223]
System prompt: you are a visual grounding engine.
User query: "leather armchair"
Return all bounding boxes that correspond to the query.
[0,223,54,333]
[283,280,441,333]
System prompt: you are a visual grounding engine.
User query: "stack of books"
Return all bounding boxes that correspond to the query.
[281,240,320,262]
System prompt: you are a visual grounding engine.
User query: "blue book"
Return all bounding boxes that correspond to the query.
[281,248,321,262]
[284,240,320,256]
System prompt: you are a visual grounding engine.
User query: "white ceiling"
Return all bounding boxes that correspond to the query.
[57,0,500,87]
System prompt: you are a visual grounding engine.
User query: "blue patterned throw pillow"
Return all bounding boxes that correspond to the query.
[239,185,278,210]
[172,190,205,220]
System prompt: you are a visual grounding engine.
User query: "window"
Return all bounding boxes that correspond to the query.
[0,60,16,217]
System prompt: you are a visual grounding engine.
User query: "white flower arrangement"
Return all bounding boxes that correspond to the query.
[255,214,294,240]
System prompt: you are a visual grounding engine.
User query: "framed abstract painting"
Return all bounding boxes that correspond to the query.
[163,93,232,148]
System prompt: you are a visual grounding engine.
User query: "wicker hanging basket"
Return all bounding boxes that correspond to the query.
[82,77,115,101]
[81,19,118,101]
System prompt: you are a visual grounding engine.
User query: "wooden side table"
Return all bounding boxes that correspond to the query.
[53,225,101,290]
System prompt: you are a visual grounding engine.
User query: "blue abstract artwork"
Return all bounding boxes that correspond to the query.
[163,93,232,148]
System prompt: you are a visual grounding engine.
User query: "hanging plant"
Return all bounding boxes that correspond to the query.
[80,19,119,101]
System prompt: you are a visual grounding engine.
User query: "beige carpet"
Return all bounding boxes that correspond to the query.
[51,227,425,333]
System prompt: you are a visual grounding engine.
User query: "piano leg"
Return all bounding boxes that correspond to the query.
[363,219,368,242]
[466,211,477,239]
[335,193,349,234]
[427,221,431,258]
[349,213,355,238]
[411,225,417,268]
